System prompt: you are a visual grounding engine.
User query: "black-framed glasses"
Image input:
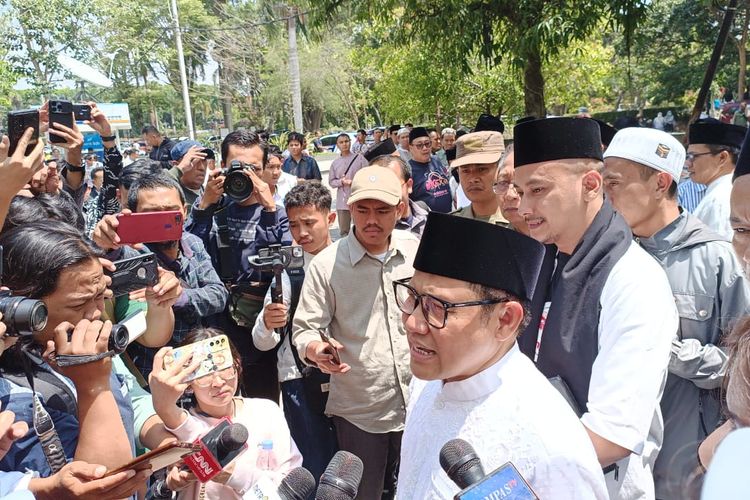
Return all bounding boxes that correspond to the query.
[393,277,510,329]
[411,141,431,149]
[685,152,715,163]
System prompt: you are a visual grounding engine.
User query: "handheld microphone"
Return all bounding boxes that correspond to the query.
[439,439,538,500]
[315,451,364,500]
[247,467,317,500]
[439,439,485,489]
[182,418,249,482]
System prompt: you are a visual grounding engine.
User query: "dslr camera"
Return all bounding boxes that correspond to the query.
[0,245,48,336]
[222,160,255,201]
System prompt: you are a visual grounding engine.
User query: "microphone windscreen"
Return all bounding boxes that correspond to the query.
[279,467,316,500]
[439,438,485,489]
[702,427,750,499]
[218,423,249,453]
[315,451,364,500]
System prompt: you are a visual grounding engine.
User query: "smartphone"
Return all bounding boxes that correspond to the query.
[7,109,39,156]
[72,103,91,121]
[319,331,340,365]
[106,253,159,297]
[163,335,233,383]
[116,211,184,245]
[105,440,202,477]
[48,100,74,143]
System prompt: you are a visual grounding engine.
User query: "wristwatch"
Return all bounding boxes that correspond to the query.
[100,134,116,142]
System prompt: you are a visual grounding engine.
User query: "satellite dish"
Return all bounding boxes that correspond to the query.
[57,54,113,88]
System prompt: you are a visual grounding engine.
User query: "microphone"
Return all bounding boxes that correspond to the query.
[439,438,538,499]
[246,467,316,500]
[315,451,364,500]
[439,439,485,489]
[702,427,750,500]
[182,419,249,482]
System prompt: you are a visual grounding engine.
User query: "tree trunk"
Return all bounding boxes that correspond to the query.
[287,6,304,133]
[523,43,546,118]
[217,63,234,130]
[738,4,749,99]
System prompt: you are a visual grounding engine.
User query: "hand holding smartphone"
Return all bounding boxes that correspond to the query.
[47,100,74,144]
[163,335,233,384]
[7,110,39,156]
[319,331,341,365]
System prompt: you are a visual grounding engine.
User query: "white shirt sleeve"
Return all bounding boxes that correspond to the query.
[581,243,678,453]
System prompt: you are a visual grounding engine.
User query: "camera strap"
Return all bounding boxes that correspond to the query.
[52,351,115,367]
[284,270,307,373]
[21,350,67,474]
[213,204,238,284]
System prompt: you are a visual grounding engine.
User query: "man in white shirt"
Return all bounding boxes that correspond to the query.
[687,118,746,241]
[513,117,678,500]
[396,213,608,499]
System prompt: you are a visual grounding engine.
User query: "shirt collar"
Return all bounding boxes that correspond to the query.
[346,228,403,266]
[706,173,733,194]
[440,343,521,402]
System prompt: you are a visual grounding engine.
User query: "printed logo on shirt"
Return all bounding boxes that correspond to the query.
[425,171,449,191]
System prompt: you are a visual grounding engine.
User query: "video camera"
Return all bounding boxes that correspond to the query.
[0,245,48,336]
[222,160,255,201]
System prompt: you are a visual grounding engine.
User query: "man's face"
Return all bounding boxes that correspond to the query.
[686,145,724,186]
[402,271,510,382]
[181,157,208,191]
[92,170,104,189]
[349,199,402,250]
[374,129,383,142]
[86,156,95,166]
[136,186,187,250]
[410,136,431,163]
[495,152,524,228]
[336,136,351,155]
[398,133,410,150]
[602,158,661,236]
[39,258,106,343]
[142,133,160,148]
[224,144,265,171]
[262,156,282,189]
[288,140,303,158]
[391,131,399,143]
[458,162,498,205]
[287,205,333,255]
[357,132,366,144]
[430,131,441,152]
[514,160,594,251]
[731,175,750,276]
[442,134,456,150]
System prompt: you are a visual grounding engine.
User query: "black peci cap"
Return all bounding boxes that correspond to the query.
[364,138,397,162]
[689,118,746,149]
[413,213,545,301]
[474,114,505,134]
[593,119,617,147]
[733,127,750,181]
[513,117,603,168]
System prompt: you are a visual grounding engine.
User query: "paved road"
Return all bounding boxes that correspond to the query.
[315,158,342,240]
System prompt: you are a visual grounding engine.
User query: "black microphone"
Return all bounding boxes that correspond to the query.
[439,438,485,489]
[183,420,249,482]
[279,466,316,500]
[315,451,364,500]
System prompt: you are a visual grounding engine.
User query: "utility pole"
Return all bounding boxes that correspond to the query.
[287,5,304,133]
[170,0,196,139]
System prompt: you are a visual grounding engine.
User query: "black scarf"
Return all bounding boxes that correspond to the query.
[519,200,632,413]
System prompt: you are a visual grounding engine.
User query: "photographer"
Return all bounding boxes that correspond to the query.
[185,130,291,400]
[167,141,212,215]
[0,222,136,474]
[93,174,228,381]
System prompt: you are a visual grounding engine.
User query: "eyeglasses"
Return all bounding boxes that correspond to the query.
[411,141,431,149]
[393,277,510,329]
[193,365,237,388]
[492,181,516,195]
[685,152,715,163]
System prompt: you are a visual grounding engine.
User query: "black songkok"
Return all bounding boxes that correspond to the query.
[514,117,603,168]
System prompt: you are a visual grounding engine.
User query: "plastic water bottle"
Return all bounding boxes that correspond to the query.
[256,439,278,470]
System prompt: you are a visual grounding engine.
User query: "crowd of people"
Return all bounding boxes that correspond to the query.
[0,99,749,500]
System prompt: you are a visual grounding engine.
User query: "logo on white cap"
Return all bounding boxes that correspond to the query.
[369,175,377,182]
[655,144,671,159]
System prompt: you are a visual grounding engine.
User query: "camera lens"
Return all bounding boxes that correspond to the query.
[109,323,129,354]
[0,296,48,335]
[224,169,254,201]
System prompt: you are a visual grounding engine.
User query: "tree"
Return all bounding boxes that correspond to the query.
[312,0,650,117]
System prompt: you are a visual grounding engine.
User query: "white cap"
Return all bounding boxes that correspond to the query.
[603,127,686,184]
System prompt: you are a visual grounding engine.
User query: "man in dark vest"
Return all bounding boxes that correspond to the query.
[512,117,678,500]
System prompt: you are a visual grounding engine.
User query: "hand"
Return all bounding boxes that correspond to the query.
[342,178,352,187]
[128,289,147,303]
[29,461,151,500]
[47,319,115,386]
[92,209,144,251]
[149,347,202,427]
[263,303,288,330]
[145,267,183,308]
[305,340,351,374]
[199,168,224,209]
[38,102,50,135]
[0,407,29,461]
[166,464,197,492]
[85,103,113,139]
[48,119,84,151]
[244,167,275,210]
[177,146,207,173]
[0,129,45,200]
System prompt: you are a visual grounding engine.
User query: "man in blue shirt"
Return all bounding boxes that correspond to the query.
[282,132,322,182]
[407,127,452,213]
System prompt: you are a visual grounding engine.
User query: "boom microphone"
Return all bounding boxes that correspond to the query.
[182,419,248,482]
[315,451,364,500]
[439,439,485,489]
